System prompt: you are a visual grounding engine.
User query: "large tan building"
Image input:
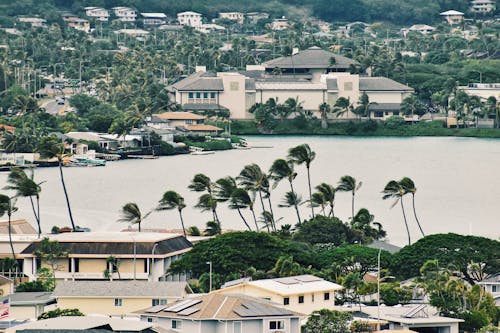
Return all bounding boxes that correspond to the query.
[167,47,413,120]
[19,232,192,282]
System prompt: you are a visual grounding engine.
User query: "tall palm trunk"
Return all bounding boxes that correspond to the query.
[267,195,276,232]
[289,181,301,225]
[178,209,186,237]
[36,195,41,237]
[8,211,17,272]
[400,199,411,245]
[412,193,425,237]
[138,221,141,232]
[329,202,335,218]
[58,160,76,231]
[249,207,259,231]
[29,196,41,238]
[351,192,355,221]
[306,166,314,218]
[236,208,251,231]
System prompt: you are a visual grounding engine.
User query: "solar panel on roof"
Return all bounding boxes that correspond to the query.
[145,305,168,313]
[178,307,200,316]
[295,275,322,282]
[163,299,202,313]
[234,301,293,317]
[274,277,299,285]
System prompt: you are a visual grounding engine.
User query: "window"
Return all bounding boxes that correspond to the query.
[493,286,497,292]
[324,292,330,300]
[312,294,315,302]
[147,317,154,323]
[374,111,384,118]
[114,298,122,306]
[298,295,304,304]
[234,321,242,333]
[196,92,201,98]
[188,92,193,98]
[393,112,400,116]
[152,299,168,306]
[203,92,208,98]
[230,82,239,91]
[283,297,289,305]
[210,92,216,99]
[172,320,182,329]
[269,320,285,330]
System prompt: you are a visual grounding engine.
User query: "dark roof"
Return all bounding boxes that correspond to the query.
[21,236,192,257]
[10,292,55,306]
[368,103,403,111]
[245,78,256,90]
[167,72,223,91]
[359,77,413,91]
[263,46,357,69]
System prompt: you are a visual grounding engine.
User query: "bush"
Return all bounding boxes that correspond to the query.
[159,142,176,155]
[38,308,84,320]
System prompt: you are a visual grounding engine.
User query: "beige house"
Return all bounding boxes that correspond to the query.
[471,0,496,13]
[17,17,46,28]
[440,10,464,25]
[457,82,500,101]
[219,12,244,24]
[177,11,202,28]
[148,112,223,135]
[85,7,109,21]
[137,293,304,333]
[19,232,192,282]
[63,17,90,33]
[53,280,192,316]
[10,292,56,320]
[112,7,137,22]
[167,47,413,120]
[214,275,342,315]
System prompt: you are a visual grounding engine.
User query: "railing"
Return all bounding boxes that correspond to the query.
[55,271,149,280]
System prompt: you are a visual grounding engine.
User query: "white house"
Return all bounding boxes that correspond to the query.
[17,17,46,28]
[471,0,496,13]
[457,82,500,101]
[113,7,137,22]
[440,10,464,25]
[402,24,436,37]
[177,11,202,28]
[219,12,244,24]
[271,17,290,31]
[478,273,500,305]
[141,13,167,27]
[214,275,343,315]
[137,293,304,333]
[84,7,109,21]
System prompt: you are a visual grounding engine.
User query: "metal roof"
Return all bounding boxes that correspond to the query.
[359,77,413,91]
[10,292,55,306]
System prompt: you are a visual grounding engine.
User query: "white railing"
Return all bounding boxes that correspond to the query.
[55,272,149,280]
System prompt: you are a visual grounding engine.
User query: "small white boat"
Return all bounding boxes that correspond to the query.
[190,147,215,155]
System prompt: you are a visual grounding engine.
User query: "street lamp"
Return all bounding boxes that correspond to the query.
[206,261,212,293]
[151,242,159,281]
[377,248,381,331]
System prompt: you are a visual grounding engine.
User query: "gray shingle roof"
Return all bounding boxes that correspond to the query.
[53,281,190,298]
[245,78,256,90]
[167,72,223,91]
[263,46,357,69]
[11,292,55,305]
[359,77,413,91]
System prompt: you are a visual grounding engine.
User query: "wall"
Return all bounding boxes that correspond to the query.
[365,91,409,104]
[257,89,326,112]
[218,73,248,119]
[57,297,175,316]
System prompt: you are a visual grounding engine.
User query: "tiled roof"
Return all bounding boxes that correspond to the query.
[54,281,190,298]
[10,292,55,305]
[359,77,413,91]
[186,124,223,132]
[0,219,37,235]
[263,46,357,69]
[0,124,15,131]
[153,112,205,120]
[4,317,154,332]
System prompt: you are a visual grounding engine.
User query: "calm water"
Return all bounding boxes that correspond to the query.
[1,136,499,246]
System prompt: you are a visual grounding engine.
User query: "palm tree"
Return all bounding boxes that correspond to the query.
[315,183,336,217]
[288,144,316,218]
[333,97,351,118]
[319,102,331,129]
[4,168,44,238]
[37,136,76,231]
[229,188,256,231]
[0,194,18,271]
[399,177,425,237]
[382,180,411,245]
[278,191,302,224]
[337,175,362,221]
[204,221,221,236]
[269,159,301,224]
[310,192,327,215]
[189,174,220,226]
[118,202,148,232]
[157,191,187,237]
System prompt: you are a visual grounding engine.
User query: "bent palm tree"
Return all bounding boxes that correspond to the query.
[0,194,18,271]
[269,159,302,224]
[189,174,220,226]
[288,144,316,218]
[229,188,256,231]
[5,168,44,237]
[337,175,362,221]
[37,136,76,231]
[315,183,336,217]
[118,202,149,232]
[278,191,302,225]
[399,177,425,237]
[382,180,411,245]
[157,191,187,237]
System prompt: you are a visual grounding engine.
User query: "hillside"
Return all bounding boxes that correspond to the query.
[2,0,499,26]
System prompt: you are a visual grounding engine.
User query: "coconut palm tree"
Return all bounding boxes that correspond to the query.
[269,159,302,224]
[229,188,256,231]
[204,221,221,236]
[4,168,44,238]
[157,191,187,237]
[382,180,411,245]
[288,144,316,218]
[315,183,336,217]
[0,194,18,270]
[319,102,331,129]
[189,174,220,225]
[399,177,425,237]
[215,176,237,203]
[237,164,272,224]
[278,191,302,223]
[118,202,148,232]
[310,192,327,215]
[37,136,76,231]
[337,175,362,221]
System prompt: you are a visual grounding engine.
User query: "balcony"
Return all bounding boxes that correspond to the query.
[55,271,150,280]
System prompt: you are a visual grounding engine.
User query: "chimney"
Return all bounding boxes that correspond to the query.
[292,47,299,55]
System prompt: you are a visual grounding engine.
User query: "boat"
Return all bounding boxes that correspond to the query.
[190,147,215,155]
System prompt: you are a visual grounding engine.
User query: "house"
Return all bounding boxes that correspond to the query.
[115,29,150,38]
[359,304,463,333]
[471,0,496,13]
[4,316,159,333]
[271,17,290,31]
[246,12,269,24]
[177,11,202,28]
[402,24,436,37]
[457,82,500,101]
[478,273,500,305]
[440,10,464,25]
[214,275,343,314]
[113,7,137,22]
[9,292,56,320]
[53,281,192,316]
[147,112,223,135]
[85,7,110,22]
[65,131,119,151]
[19,232,192,282]
[198,23,225,34]
[141,13,167,27]
[219,12,244,24]
[137,293,304,333]
[63,17,90,33]
[17,17,46,28]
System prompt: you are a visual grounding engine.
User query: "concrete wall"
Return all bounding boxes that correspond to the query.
[256,89,326,111]
[218,73,248,119]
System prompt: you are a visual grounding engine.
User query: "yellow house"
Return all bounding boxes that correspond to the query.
[19,232,192,282]
[214,275,342,315]
[53,280,192,316]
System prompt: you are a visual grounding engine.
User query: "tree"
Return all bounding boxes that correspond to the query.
[229,188,256,231]
[319,102,331,129]
[337,175,362,221]
[354,93,377,119]
[350,208,386,243]
[288,144,316,219]
[37,136,76,231]
[157,190,187,237]
[34,238,68,282]
[294,215,350,246]
[382,180,411,245]
[333,97,351,118]
[38,308,84,320]
[401,94,426,119]
[0,194,18,271]
[4,168,43,237]
[189,174,220,227]
[269,159,302,224]
[315,183,336,217]
[303,309,352,333]
[399,177,425,237]
[118,202,148,232]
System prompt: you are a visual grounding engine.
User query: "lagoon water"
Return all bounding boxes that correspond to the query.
[1,136,499,246]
